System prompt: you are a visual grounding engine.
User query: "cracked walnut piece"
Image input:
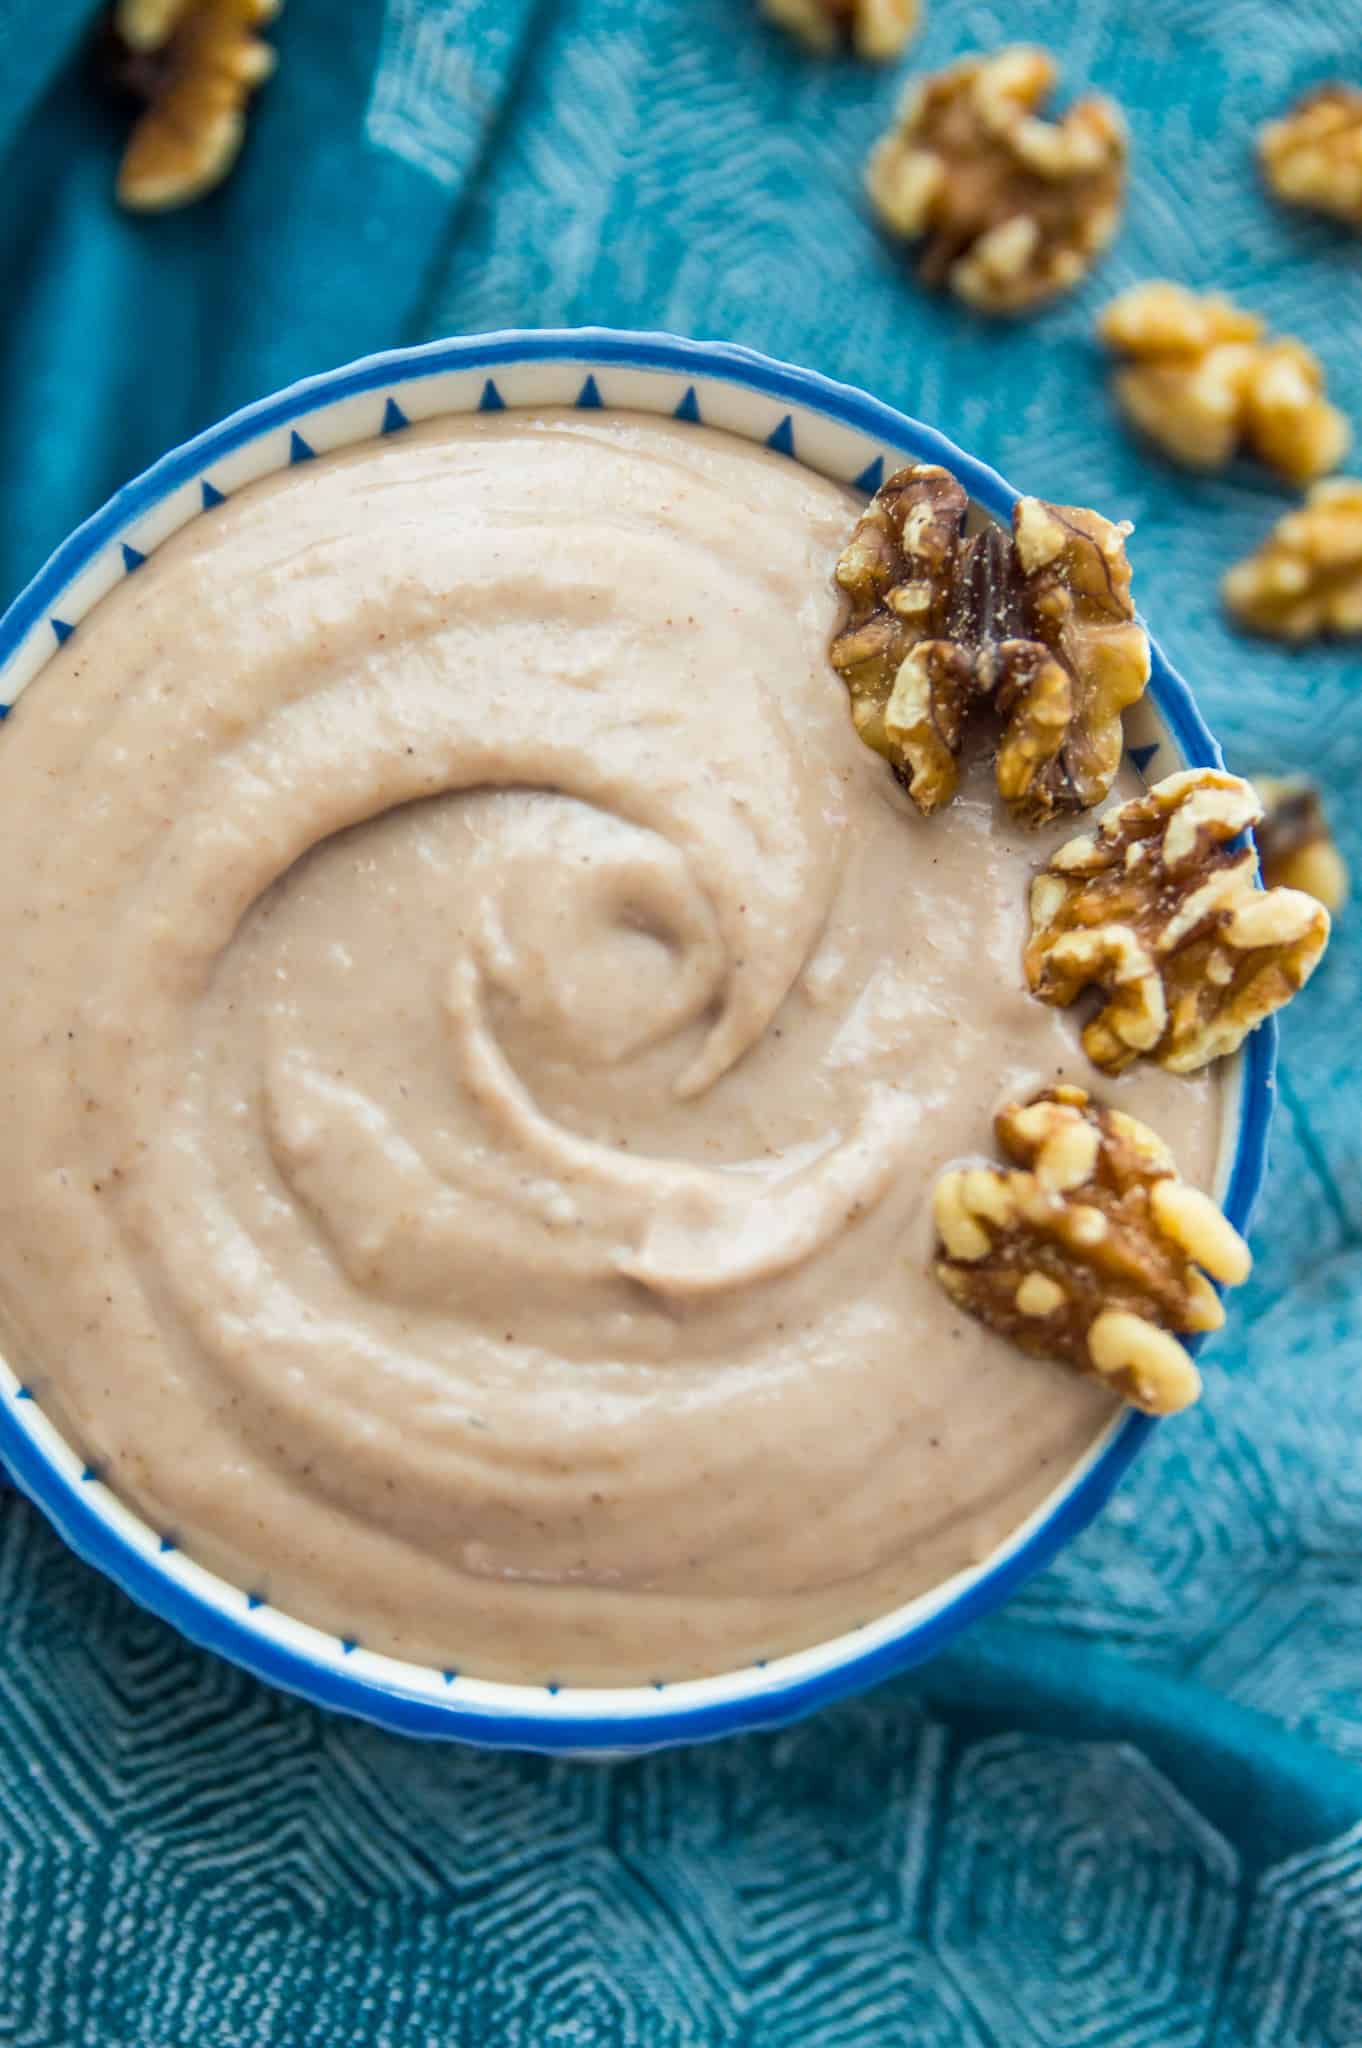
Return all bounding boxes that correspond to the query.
[866,46,1126,314]
[1025,769,1330,1074]
[760,0,920,61]
[1099,282,1349,484]
[830,465,1149,822]
[116,0,196,46]
[1224,479,1362,641]
[933,1086,1249,1414]
[1260,84,1362,227]
[1254,776,1350,914]
[113,0,282,212]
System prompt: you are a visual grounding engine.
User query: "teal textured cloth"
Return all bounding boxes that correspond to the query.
[3,3,1362,2041]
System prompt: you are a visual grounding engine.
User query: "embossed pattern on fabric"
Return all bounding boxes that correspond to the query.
[0,0,1360,2041]
[364,0,537,188]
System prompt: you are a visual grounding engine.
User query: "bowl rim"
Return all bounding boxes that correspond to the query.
[0,327,1276,1751]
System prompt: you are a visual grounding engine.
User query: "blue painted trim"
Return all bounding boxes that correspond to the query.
[0,330,1277,1753]
[765,413,796,456]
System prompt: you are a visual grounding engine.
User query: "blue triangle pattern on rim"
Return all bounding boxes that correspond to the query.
[766,415,796,458]
[81,1467,98,1483]
[341,1638,358,1656]
[159,1537,177,1554]
[576,374,604,410]
[854,456,885,494]
[442,1670,458,1685]
[200,479,225,509]
[247,1593,265,1610]
[289,430,316,465]
[0,705,10,722]
[51,618,74,646]
[15,1384,31,1397]
[381,397,409,435]
[478,378,506,413]
[121,543,146,573]
[1130,742,1160,777]
[674,385,702,424]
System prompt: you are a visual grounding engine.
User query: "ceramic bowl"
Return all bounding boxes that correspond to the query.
[0,331,1274,1752]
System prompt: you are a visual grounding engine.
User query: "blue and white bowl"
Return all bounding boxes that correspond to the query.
[0,332,1274,1753]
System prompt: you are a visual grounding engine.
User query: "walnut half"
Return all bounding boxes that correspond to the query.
[1224,479,1362,642]
[760,0,920,61]
[117,0,196,45]
[866,46,1127,314]
[1099,281,1349,484]
[112,0,281,213]
[934,1087,1249,1413]
[829,466,1150,822]
[1254,776,1350,914]
[1260,84,1362,228]
[1025,769,1330,1073]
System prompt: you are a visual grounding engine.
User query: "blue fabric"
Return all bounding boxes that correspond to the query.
[3,2,1362,2041]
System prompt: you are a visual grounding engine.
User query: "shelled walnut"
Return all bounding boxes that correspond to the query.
[1025,768,1330,1073]
[933,1086,1249,1414]
[117,0,194,43]
[760,0,919,61]
[109,0,282,212]
[866,46,1127,313]
[1224,479,1362,641]
[830,465,1149,821]
[1254,776,1350,913]
[1098,282,1349,483]
[1260,84,1362,227]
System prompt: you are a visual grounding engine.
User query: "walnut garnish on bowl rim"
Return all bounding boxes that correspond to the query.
[1098,281,1350,484]
[829,464,1150,823]
[1253,776,1350,914]
[866,45,1127,314]
[934,1086,1250,1415]
[1260,83,1362,228]
[110,0,282,213]
[1025,768,1330,1074]
[1223,479,1362,641]
[760,0,920,61]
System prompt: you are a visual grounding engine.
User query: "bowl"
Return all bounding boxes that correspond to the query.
[0,330,1274,1752]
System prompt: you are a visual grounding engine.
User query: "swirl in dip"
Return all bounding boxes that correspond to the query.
[0,413,1220,1685]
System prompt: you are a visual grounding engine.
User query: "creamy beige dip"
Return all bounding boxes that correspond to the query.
[0,412,1220,1685]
